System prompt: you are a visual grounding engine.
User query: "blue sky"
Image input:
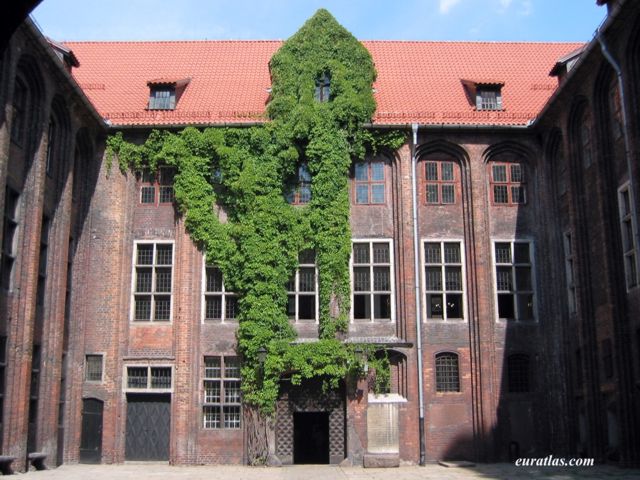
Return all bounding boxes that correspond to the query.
[32,0,606,42]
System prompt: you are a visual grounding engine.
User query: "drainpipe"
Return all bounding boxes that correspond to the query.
[597,31,640,287]
[411,123,426,466]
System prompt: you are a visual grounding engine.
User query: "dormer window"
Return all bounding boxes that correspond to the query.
[147,78,190,111]
[314,72,331,102]
[477,87,502,111]
[149,86,175,110]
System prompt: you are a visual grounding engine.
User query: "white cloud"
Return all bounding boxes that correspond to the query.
[519,0,533,16]
[499,0,512,8]
[439,0,462,14]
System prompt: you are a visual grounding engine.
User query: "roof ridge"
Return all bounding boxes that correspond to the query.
[62,39,585,46]
[62,39,285,45]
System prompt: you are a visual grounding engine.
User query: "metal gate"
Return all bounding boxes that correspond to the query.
[79,398,103,463]
[125,394,170,461]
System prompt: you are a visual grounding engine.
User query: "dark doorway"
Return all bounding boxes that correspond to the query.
[79,398,103,463]
[293,412,329,464]
[125,394,170,461]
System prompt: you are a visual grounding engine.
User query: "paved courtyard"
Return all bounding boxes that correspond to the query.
[17,463,640,480]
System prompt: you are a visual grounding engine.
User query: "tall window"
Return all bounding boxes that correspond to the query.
[435,352,460,392]
[494,241,535,321]
[36,216,50,311]
[580,111,593,168]
[203,264,238,322]
[507,354,530,393]
[139,167,175,205]
[11,78,27,146]
[132,242,173,322]
[354,161,385,204]
[1,187,20,290]
[148,86,175,110]
[490,162,526,204]
[424,241,465,321]
[352,241,393,322]
[476,87,502,111]
[563,232,577,314]
[45,117,57,176]
[287,250,317,322]
[203,356,241,429]
[618,184,638,289]
[286,163,311,205]
[425,161,456,204]
[314,72,330,102]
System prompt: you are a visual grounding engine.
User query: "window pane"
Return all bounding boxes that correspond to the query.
[353,243,369,264]
[204,380,221,403]
[298,295,315,320]
[517,294,534,320]
[494,185,508,203]
[203,406,221,428]
[355,185,369,204]
[150,367,172,389]
[511,186,525,204]
[137,244,154,265]
[134,296,151,321]
[435,353,460,392]
[299,185,311,204]
[353,267,370,291]
[424,243,441,264]
[135,268,152,292]
[443,243,460,264]
[510,164,523,182]
[205,357,221,378]
[495,243,511,263]
[427,294,443,319]
[372,243,390,263]
[206,267,223,292]
[141,186,155,204]
[225,296,238,320]
[225,357,241,378]
[154,296,171,321]
[492,165,507,182]
[205,296,222,320]
[298,267,315,292]
[425,267,442,291]
[287,295,296,318]
[299,249,316,264]
[371,184,385,204]
[353,294,370,319]
[515,266,532,291]
[446,293,463,319]
[127,367,148,389]
[156,245,173,265]
[85,355,103,382]
[354,163,368,181]
[514,243,530,263]
[496,267,513,291]
[445,266,462,290]
[426,162,438,181]
[373,266,390,291]
[441,162,454,181]
[498,294,515,319]
[155,268,172,293]
[159,186,174,203]
[223,406,241,429]
[441,184,455,204]
[426,184,439,203]
[373,294,391,319]
[299,164,311,182]
[224,380,241,403]
[370,162,384,181]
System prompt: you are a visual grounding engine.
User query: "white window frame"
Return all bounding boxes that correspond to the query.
[491,239,538,323]
[563,231,577,315]
[618,182,639,290]
[123,364,173,393]
[130,240,175,323]
[201,258,238,323]
[84,353,104,383]
[287,251,319,323]
[421,239,467,322]
[350,238,396,323]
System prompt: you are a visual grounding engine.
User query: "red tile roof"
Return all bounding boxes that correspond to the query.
[64,40,583,127]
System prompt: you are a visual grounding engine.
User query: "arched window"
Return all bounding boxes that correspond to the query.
[579,110,593,168]
[10,77,28,146]
[507,354,530,393]
[435,352,460,392]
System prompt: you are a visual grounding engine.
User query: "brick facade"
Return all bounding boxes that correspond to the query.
[0,0,639,471]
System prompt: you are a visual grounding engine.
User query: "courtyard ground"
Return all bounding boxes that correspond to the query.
[17,462,640,480]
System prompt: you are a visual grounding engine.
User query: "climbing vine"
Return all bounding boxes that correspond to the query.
[106,10,405,426]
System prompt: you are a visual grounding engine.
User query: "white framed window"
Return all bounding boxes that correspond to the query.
[422,240,466,321]
[203,356,241,429]
[202,261,238,322]
[131,241,174,322]
[124,365,172,392]
[563,232,577,314]
[492,240,536,322]
[618,183,638,289]
[287,250,318,322]
[351,239,395,322]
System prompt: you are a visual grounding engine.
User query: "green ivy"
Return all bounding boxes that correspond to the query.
[105,9,405,414]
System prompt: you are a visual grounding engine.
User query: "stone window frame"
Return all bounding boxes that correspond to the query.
[202,356,242,430]
[201,259,238,323]
[424,160,458,205]
[350,238,396,323]
[84,354,104,383]
[434,351,460,393]
[491,239,538,323]
[421,238,467,323]
[353,160,386,205]
[287,249,319,323]
[488,161,526,205]
[130,240,174,323]
[123,364,173,392]
[617,182,639,290]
